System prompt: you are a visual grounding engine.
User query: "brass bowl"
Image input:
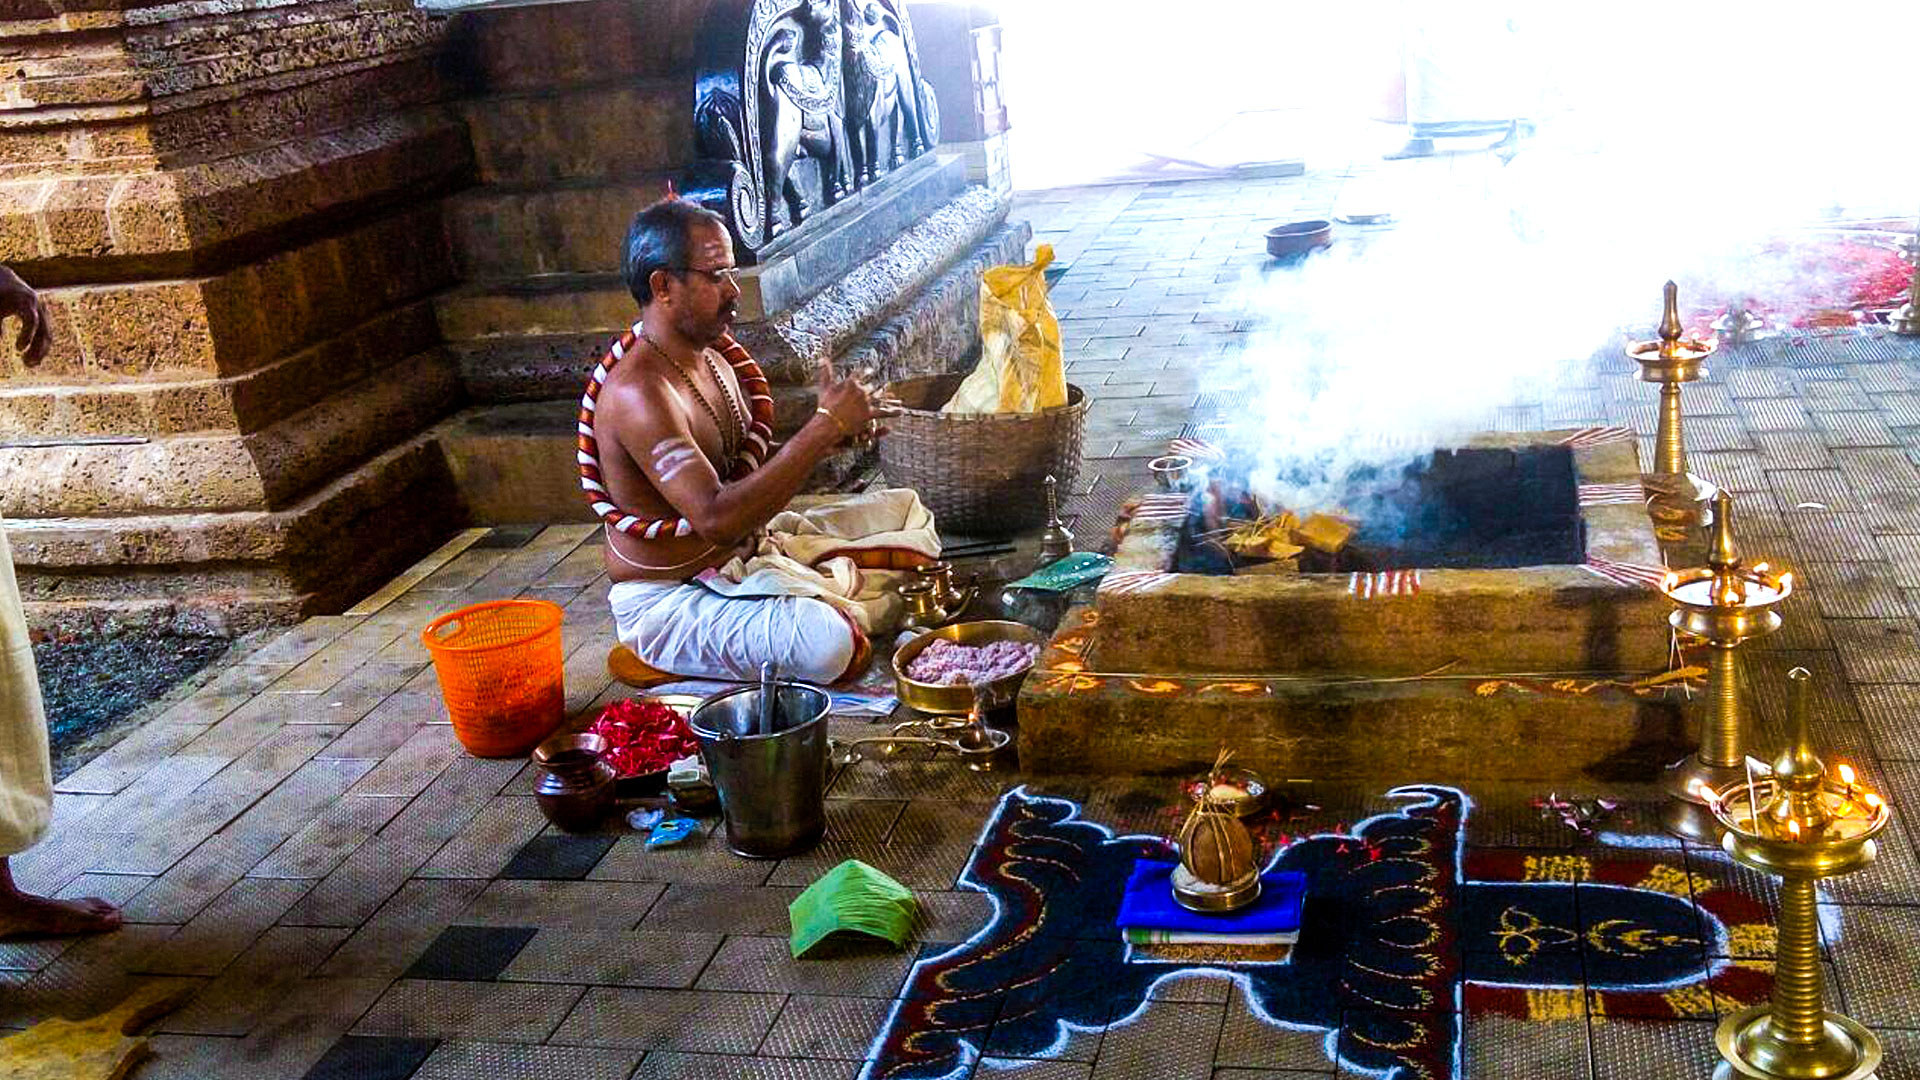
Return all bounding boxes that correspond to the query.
[651,693,705,716]
[1265,219,1332,259]
[1148,454,1192,491]
[1185,766,1271,819]
[893,620,1047,715]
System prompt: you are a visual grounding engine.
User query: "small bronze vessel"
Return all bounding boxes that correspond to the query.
[532,731,617,832]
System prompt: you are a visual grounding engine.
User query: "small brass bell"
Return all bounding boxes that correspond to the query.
[1036,474,1075,569]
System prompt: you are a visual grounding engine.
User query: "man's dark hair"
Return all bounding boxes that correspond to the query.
[623,198,728,306]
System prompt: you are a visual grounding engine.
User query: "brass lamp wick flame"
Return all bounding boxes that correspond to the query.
[1658,280,1686,361]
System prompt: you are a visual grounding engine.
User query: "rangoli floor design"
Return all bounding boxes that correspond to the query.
[867,787,1773,1080]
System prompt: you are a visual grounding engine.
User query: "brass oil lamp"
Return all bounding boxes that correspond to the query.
[1659,489,1793,840]
[832,693,1012,772]
[1630,280,1719,525]
[1706,667,1891,1080]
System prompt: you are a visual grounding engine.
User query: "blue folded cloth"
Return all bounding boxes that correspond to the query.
[1115,859,1306,935]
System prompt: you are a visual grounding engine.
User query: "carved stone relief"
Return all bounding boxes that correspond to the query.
[690,0,941,259]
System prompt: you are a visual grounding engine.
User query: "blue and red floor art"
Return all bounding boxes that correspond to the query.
[864,786,1776,1080]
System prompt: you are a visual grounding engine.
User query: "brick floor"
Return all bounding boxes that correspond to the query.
[12,167,1920,1078]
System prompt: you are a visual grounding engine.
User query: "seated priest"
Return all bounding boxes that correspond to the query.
[582,197,937,684]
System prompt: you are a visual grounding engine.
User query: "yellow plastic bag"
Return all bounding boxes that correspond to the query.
[942,244,1066,414]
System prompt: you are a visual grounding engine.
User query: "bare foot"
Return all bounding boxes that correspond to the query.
[0,891,122,939]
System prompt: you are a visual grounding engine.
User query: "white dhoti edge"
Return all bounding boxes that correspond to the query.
[0,522,51,858]
[610,579,860,685]
[607,489,941,684]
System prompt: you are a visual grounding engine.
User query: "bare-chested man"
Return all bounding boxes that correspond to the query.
[0,264,121,938]
[590,198,891,683]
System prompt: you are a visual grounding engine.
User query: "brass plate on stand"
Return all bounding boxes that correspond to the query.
[1170,864,1262,914]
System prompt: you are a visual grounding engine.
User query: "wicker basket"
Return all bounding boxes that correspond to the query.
[878,374,1089,537]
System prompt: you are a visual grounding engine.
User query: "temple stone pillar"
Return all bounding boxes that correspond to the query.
[1,0,472,631]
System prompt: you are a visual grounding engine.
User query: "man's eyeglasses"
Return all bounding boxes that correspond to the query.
[671,266,741,287]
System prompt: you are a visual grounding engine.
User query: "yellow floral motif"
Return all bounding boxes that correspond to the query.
[1523,855,1591,883]
[1493,907,1579,966]
[1585,918,1701,956]
[1637,864,1713,898]
[1663,984,1717,1018]
[1525,988,1586,1021]
[1728,924,1776,958]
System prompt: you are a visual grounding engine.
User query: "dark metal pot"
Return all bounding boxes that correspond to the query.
[1265,220,1333,259]
[532,731,617,832]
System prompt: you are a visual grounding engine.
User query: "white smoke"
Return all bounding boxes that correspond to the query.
[1207,0,1920,517]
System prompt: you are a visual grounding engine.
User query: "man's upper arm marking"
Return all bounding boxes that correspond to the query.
[652,437,703,485]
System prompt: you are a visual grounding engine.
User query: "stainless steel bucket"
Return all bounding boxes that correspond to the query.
[688,680,832,858]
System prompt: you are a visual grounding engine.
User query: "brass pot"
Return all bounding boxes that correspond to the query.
[892,620,1047,715]
[1170,863,1263,913]
[532,732,617,833]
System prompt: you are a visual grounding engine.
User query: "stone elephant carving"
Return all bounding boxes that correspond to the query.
[761,1,851,238]
[840,0,932,186]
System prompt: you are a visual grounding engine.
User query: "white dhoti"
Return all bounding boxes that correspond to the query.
[609,489,940,684]
[0,522,51,858]
[610,579,862,684]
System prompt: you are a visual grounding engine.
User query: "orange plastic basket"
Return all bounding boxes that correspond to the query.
[421,599,566,758]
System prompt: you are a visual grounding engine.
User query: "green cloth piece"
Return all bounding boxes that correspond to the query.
[1004,552,1112,593]
[788,859,919,958]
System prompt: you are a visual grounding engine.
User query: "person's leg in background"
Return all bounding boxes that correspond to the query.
[0,264,121,938]
[0,525,120,938]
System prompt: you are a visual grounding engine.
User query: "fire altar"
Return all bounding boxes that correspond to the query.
[1018,428,1689,781]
